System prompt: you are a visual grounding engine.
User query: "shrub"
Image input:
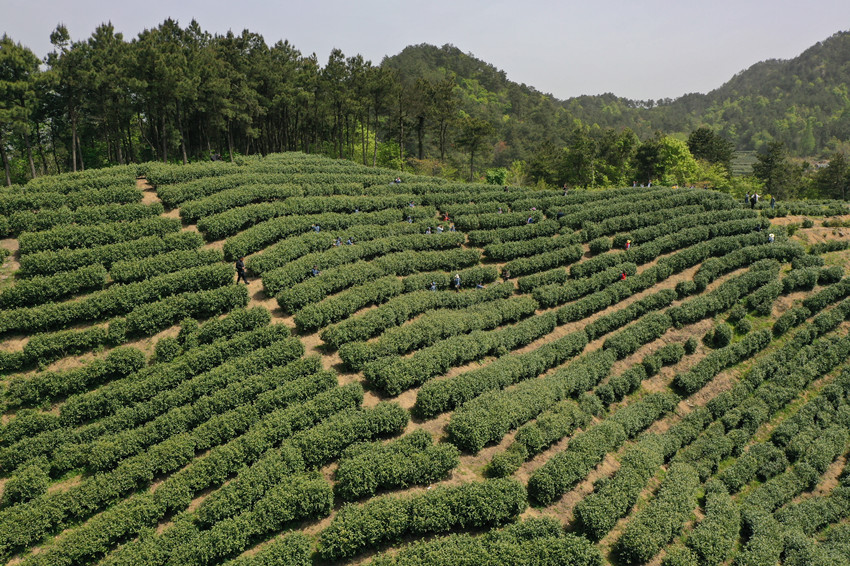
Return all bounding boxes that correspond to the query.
[686,480,740,566]
[334,430,460,500]
[736,318,752,334]
[17,231,204,277]
[413,330,589,419]
[574,438,664,540]
[588,237,611,255]
[446,351,613,453]
[154,336,181,363]
[316,478,527,561]
[2,464,49,506]
[528,420,627,506]
[487,401,589,478]
[614,463,700,565]
[0,265,108,308]
[704,322,733,348]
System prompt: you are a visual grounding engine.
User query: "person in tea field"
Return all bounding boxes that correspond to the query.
[527,216,534,224]
[430,281,437,291]
[425,227,432,235]
[476,283,486,289]
[311,265,320,277]
[503,269,511,281]
[625,240,631,250]
[620,271,627,281]
[453,273,461,292]
[437,225,444,233]
[346,237,354,245]
[450,223,456,232]
[770,195,776,209]
[768,233,775,243]
[235,256,249,284]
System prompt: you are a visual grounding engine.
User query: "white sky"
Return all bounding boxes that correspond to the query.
[3,0,849,101]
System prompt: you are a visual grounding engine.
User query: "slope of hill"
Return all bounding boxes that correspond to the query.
[386,31,850,157]
[0,156,849,565]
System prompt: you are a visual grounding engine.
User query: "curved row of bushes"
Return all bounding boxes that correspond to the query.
[18,216,181,255]
[18,231,204,277]
[339,296,538,370]
[319,281,512,349]
[316,478,527,561]
[334,430,460,500]
[1,202,163,238]
[0,264,234,336]
[364,312,559,396]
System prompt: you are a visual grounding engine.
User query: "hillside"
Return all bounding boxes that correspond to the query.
[386,31,850,157]
[1,155,850,565]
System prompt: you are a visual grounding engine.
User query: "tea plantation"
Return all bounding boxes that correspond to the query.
[0,153,848,565]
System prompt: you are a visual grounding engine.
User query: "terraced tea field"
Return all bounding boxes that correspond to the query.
[0,153,849,566]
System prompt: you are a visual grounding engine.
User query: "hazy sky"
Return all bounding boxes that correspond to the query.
[4,0,849,101]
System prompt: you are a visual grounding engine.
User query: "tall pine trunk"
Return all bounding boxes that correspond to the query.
[161,113,168,163]
[0,134,11,186]
[177,101,188,165]
[71,113,78,172]
[76,131,85,171]
[373,107,379,167]
[227,122,235,163]
[417,115,424,160]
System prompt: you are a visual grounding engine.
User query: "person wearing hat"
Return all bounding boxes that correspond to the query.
[625,240,631,250]
[453,273,461,292]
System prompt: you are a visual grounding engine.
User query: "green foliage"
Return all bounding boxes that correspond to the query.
[17,231,204,277]
[365,313,558,396]
[703,322,733,348]
[528,420,627,506]
[688,127,735,171]
[340,297,537,370]
[487,401,589,478]
[2,464,49,506]
[368,517,602,566]
[320,281,511,349]
[334,430,460,500]
[446,351,613,453]
[4,203,164,238]
[17,216,181,255]
[414,330,589,419]
[226,532,312,566]
[752,141,800,199]
[686,480,740,566]
[676,330,772,395]
[614,463,700,565]
[153,336,181,363]
[109,249,223,283]
[0,264,107,308]
[317,478,527,560]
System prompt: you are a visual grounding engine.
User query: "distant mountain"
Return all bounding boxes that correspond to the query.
[383,31,850,160]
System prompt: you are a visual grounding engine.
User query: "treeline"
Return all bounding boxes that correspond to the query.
[2,21,849,199]
[1,20,503,185]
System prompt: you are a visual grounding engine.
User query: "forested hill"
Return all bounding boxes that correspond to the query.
[385,30,850,157]
[2,22,848,186]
